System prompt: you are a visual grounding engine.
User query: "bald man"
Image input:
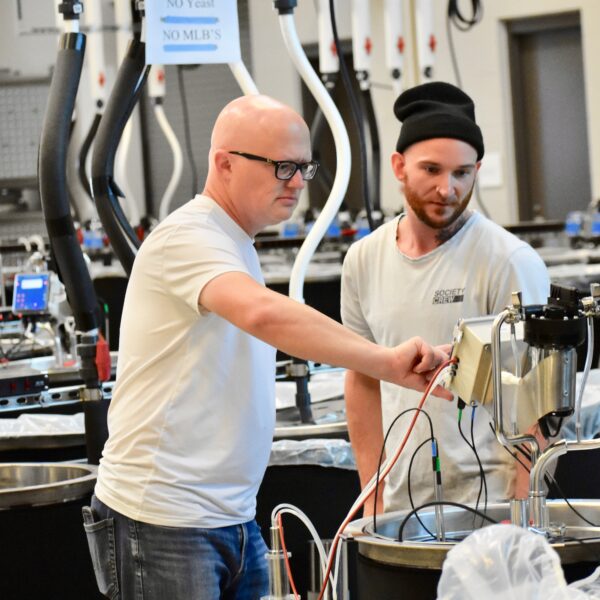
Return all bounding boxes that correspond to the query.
[84,95,449,600]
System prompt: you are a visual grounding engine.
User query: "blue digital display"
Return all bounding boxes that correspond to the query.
[12,273,50,314]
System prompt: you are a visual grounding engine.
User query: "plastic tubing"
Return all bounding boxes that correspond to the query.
[278,14,351,303]
[228,61,259,95]
[156,104,184,220]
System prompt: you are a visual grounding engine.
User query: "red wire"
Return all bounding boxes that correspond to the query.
[316,358,456,600]
[277,512,300,600]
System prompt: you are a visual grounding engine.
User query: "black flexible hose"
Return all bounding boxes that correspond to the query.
[361,88,381,213]
[177,65,200,197]
[39,33,100,334]
[38,31,107,464]
[92,38,150,276]
[329,0,376,231]
[78,112,102,200]
[66,115,83,223]
[309,105,335,197]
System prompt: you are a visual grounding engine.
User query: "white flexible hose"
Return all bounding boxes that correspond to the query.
[155,104,184,220]
[113,0,141,226]
[228,61,259,95]
[271,503,336,600]
[278,14,351,303]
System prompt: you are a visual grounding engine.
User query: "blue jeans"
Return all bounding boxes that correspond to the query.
[82,495,269,600]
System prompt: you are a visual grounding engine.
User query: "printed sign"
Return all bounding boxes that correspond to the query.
[145,0,241,65]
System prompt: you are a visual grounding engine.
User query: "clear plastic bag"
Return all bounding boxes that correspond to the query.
[569,566,600,598]
[437,524,588,599]
[268,438,356,470]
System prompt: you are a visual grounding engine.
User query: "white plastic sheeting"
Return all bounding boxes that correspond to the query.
[437,524,594,599]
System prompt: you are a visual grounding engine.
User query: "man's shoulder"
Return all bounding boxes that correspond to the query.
[466,213,534,255]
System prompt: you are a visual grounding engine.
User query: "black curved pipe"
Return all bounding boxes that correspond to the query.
[38,32,107,464]
[328,0,376,231]
[309,105,335,198]
[67,116,83,222]
[39,33,99,334]
[361,88,381,213]
[92,38,149,276]
[78,112,102,200]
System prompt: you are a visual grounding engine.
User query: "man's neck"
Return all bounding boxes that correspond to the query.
[202,185,256,237]
[396,209,472,258]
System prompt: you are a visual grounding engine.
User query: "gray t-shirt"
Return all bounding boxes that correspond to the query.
[341,212,550,511]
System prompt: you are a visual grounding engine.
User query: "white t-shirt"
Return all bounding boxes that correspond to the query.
[95,195,277,528]
[341,212,550,511]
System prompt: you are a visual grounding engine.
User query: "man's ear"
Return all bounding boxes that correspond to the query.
[391,151,406,182]
[213,149,233,181]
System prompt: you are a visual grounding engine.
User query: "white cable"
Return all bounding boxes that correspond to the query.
[331,541,343,594]
[228,61,259,95]
[278,14,351,303]
[271,503,337,600]
[155,104,184,220]
[17,237,31,253]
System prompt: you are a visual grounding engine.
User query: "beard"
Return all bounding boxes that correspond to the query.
[403,176,475,231]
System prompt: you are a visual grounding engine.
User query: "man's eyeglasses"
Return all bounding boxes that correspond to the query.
[228,151,319,181]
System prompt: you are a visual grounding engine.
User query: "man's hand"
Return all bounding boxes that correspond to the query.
[389,337,453,400]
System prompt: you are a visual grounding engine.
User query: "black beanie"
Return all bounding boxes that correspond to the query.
[394,81,484,160]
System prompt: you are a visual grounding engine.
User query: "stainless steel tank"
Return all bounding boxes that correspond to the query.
[342,500,600,600]
[0,463,101,599]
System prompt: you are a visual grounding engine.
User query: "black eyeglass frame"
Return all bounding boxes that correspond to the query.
[228,151,319,181]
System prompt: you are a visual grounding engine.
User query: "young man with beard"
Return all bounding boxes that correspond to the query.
[341,82,551,515]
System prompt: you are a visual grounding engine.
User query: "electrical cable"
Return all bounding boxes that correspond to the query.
[407,436,437,540]
[176,66,199,197]
[495,436,530,472]
[276,512,300,600]
[469,405,487,526]
[398,500,497,541]
[496,433,600,528]
[4,336,27,360]
[546,473,600,528]
[360,88,381,213]
[516,442,600,528]
[457,403,487,527]
[447,0,483,32]
[315,360,456,600]
[372,407,434,534]
[328,0,376,231]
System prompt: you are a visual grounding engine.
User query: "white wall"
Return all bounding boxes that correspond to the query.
[247,0,600,226]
